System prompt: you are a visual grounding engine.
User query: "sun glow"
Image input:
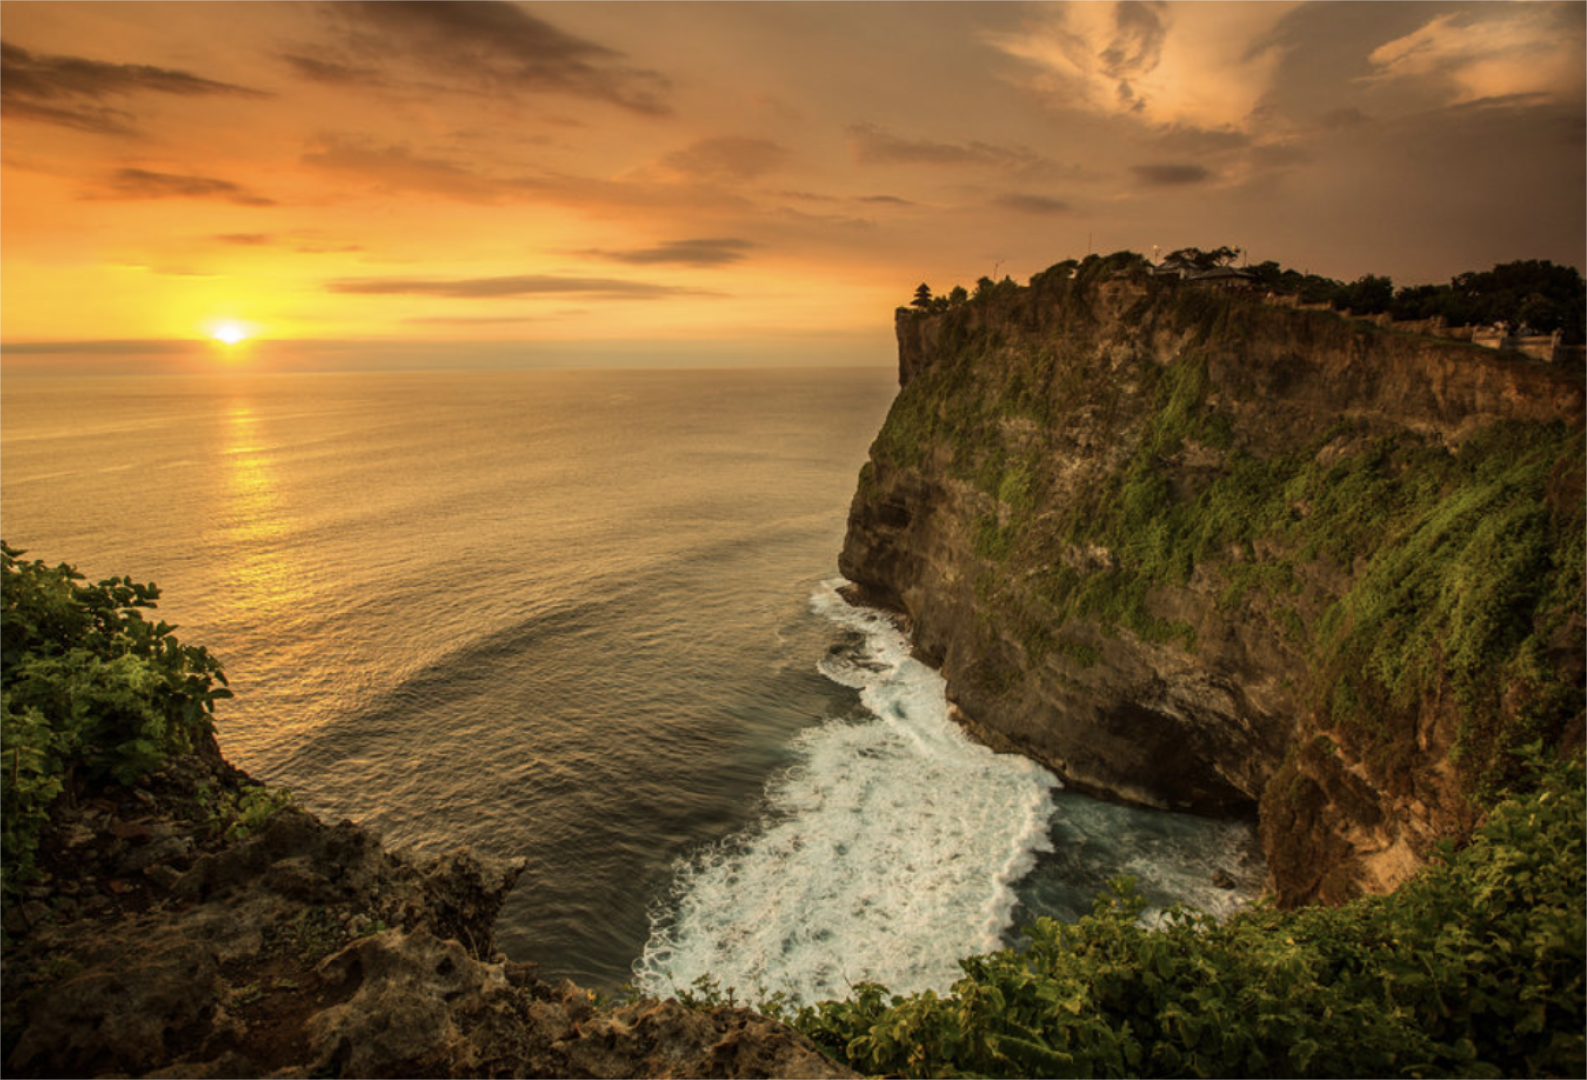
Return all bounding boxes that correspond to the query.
[210,322,252,345]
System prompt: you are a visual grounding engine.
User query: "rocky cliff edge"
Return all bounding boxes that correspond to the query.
[841,261,1585,906]
[0,738,853,1079]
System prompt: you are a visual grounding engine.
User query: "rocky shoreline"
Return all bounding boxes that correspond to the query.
[1,736,853,1079]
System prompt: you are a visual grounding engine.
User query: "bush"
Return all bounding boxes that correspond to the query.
[1,544,231,897]
[793,753,1586,1078]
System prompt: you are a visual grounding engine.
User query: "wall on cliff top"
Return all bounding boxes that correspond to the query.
[843,260,1584,906]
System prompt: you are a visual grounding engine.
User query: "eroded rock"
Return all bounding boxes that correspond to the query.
[2,750,852,1079]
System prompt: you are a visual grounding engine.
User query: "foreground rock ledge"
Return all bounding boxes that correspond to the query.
[0,744,853,1079]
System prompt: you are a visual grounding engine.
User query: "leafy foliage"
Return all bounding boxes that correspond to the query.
[1,543,232,896]
[195,779,295,842]
[793,754,1586,1078]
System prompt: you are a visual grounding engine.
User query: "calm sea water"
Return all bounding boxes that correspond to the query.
[1,366,1261,998]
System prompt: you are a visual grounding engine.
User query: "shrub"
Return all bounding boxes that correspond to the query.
[793,753,1586,1078]
[1,544,231,897]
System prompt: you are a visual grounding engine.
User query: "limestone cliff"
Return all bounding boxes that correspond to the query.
[840,258,1585,906]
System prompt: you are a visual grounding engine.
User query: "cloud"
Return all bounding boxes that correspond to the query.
[211,231,362,254]
[1365,5,1584,107]
[993,193,1072,214]
[1131,163,1211,186]
[89,168,277,206]
[301,136,516,203]
[846,123,1053,173]
[986,1,1298,131]
[301,134,762,216]
[309,0,671,115]
[661,137,788,183]
[279,53,382,86]
[326,274,706,299]
[0,40,268,135]
[404,314,542,325]
[581,238,758,267]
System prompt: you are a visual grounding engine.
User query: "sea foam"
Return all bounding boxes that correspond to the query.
[634,580,1059,1005]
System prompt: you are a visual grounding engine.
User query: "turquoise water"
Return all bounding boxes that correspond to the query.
[1,366,1261,996]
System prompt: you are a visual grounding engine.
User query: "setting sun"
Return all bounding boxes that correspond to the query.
[210,322,251,345]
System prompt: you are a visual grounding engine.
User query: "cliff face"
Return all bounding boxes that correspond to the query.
[842,264,1585,905]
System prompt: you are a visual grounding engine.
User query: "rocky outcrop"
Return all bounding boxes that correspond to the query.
[843,262,1585,905]
[1,743,853,1078]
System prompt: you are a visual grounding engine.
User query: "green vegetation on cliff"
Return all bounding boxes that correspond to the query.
[791,752,1585,1078]
[1,543,234,898]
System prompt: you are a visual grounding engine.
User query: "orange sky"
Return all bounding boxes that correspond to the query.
[2,1,1583,373]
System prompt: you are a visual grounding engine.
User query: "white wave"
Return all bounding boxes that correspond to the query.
[634,579,1059,1005]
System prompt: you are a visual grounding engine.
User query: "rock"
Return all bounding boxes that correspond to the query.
[59,824,96,848]
[143,864,185,892]
[4,753,854,1079]
[8,934,220,1075]
[110,820,153,843]
[306,930,495,1076]
[118,835,193,876]
[1211,869,1236,890]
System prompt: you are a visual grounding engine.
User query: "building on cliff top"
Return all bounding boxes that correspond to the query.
[1151,254,1255,290]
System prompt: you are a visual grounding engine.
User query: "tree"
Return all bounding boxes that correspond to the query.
[911,283,933,309]
[1165,246,1239,270]
[1338,274,1394,315]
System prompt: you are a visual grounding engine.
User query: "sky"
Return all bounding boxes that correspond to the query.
[2,0,1583,374]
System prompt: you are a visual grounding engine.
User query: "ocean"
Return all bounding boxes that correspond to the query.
[0,366,1262,1000]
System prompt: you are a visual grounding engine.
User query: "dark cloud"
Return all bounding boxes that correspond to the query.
[662,137,788,182]
[993,193,1071,215]
[583,238,758,267]
[0,40,268,135]
[1100,1,1168,113]
[858,194,914,206]
[1131,163,1212,186]
[310,0,671,115]
[846,123,1054,174]
[280,53,381,85]
[327,275,704,299]
[91,168,277,206]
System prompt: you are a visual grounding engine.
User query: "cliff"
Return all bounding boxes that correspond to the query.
[841,259,1585,905]
[0,739,852,1079]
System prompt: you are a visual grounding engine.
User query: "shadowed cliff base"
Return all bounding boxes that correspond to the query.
[841,252,1585,906]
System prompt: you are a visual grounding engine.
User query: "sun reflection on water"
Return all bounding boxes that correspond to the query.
[212,402,304,622]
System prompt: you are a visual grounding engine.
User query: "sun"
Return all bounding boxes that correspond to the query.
[210,322,251,345]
